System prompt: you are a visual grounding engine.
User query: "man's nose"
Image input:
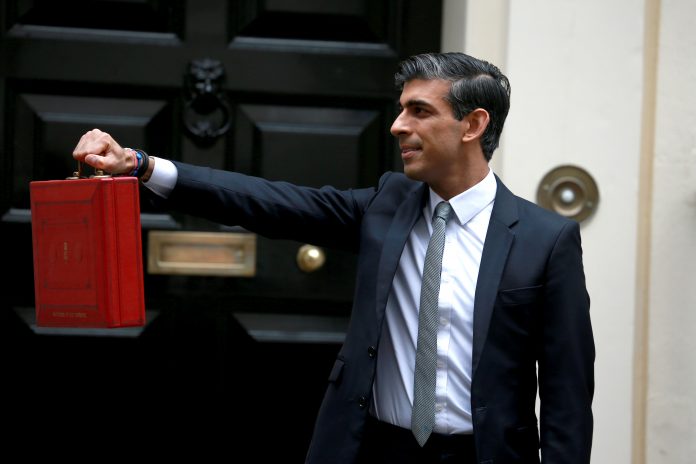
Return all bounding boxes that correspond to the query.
[390,111,409,137]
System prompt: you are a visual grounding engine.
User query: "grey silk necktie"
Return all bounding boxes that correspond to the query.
[411,200,453,447]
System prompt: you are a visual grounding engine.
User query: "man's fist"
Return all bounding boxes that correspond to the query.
[72,129,135,175]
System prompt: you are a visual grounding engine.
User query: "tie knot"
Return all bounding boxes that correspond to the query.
[433,201,452,223]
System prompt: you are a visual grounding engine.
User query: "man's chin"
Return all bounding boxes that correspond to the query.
[402,164,424,182]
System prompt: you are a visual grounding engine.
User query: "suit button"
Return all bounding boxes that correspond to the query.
[367,346,377,358]
[358,396,367,408]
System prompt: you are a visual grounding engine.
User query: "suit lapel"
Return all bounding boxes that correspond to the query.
[472,176,519,376]
[375,183,427,320]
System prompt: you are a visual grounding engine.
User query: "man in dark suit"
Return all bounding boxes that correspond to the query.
[73,52,594,463]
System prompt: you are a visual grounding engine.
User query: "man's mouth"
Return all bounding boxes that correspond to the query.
[400,145,421,159]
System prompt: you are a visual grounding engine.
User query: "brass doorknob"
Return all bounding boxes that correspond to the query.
[296,244,326,273]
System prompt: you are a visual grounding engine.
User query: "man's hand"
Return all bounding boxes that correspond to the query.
[72,129,135,175]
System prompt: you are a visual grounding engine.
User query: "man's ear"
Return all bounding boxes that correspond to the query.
[462,108,490,143]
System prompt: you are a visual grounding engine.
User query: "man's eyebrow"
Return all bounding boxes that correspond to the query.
[398,99,436,110]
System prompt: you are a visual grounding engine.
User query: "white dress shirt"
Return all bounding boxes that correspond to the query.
[370,168,497,434]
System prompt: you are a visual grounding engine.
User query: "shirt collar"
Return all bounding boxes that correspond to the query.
[427,168,497,227]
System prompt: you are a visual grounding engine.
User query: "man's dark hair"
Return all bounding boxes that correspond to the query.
[394,52,511,161]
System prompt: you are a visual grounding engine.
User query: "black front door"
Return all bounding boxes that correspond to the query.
[0,0,442,458]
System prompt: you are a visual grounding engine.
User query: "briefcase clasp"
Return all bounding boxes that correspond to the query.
[66,161,111,180]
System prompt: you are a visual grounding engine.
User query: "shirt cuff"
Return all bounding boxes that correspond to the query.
[142,157,177,199]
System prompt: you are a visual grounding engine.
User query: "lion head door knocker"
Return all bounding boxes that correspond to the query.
[183,58,231,145]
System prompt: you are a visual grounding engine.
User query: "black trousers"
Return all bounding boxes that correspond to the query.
[356,416,477,464]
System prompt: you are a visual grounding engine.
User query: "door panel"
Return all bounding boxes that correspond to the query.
[230,0,393,47]
[13,93,171,199]
[235,103,382,188]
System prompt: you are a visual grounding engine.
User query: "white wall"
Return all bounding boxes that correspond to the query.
[443,1,646,462]
[647,0,696,461]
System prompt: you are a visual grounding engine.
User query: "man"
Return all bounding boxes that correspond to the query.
[73,52,594,463]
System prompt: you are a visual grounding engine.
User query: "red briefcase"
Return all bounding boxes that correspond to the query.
[30,165,145,328]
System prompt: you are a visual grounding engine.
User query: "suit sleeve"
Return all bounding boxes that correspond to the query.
[538,220,595,463]
[150,162,380,252]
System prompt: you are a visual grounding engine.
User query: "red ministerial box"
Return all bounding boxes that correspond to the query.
[30,176,145,328]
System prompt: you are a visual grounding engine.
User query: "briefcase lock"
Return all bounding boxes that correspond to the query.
[66,161,112,180]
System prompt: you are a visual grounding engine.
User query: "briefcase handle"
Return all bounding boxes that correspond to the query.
[66,161,111,180]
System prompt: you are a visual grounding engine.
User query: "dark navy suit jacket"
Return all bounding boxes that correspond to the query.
[158,162,594,464]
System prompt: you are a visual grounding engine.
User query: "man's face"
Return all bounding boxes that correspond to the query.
[391,79,465,185]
